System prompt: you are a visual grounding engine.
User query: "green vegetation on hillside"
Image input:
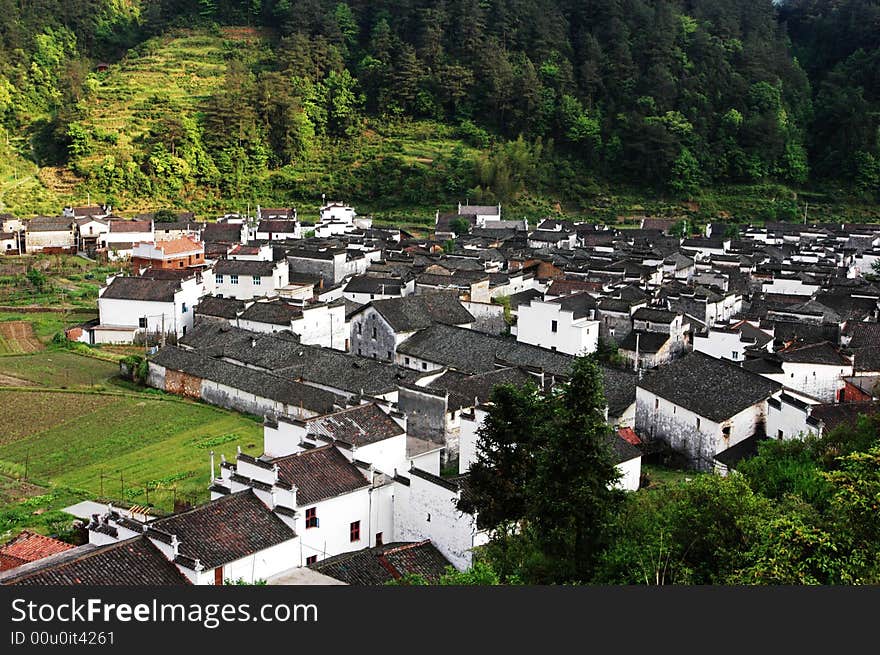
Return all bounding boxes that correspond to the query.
[0,1,876,218]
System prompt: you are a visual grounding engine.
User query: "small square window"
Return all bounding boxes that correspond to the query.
[422,362,427,370]
[253,276,260,285]
[375,532,383,546]
[215,274,223,284]
[138,317,147,329]
[305,507,318,529]
[230,275,239,285]
[551,320,558,333]
[350,520,360,542]
[306,555,317,566]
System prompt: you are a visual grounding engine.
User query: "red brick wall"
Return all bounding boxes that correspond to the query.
[165,370,202,399]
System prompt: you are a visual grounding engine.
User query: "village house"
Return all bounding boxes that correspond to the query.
[86,489,299,585]
[515,292,600,356]
[213,259,289,300]
[310,540,453,584]
[0,536,189,585]
[349,294,474,362]
[24,216,76,253]
[343,274,411,303]
[148,343,340,418]
[101,218,155,260]
[393,468,488,571]
[617,308,691,370]
[693,320,774,362]
[235,297,348,350]
[743,341,853,403]
[635,351,782,470]
[256,218,301,241]
[131,236,205,272]
[74,216,109,254]
[82,274,204,343]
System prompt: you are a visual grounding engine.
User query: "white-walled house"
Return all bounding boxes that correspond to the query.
[87,489,298,585]
[393,468,488,571]
[213,444,383,567]
[348,294,474,361]
[88,275,203,343]
[693,320,774,363]
[101,218,154,260]
[745,341,853,403]
[213,259,289,300]
[635,351,782,470]
[235,298,348,350]
[516,293,599,356]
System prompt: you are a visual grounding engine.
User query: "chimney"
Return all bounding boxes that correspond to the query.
[291,484,298,508]
[210,450,215,480]
[170,534,180,557]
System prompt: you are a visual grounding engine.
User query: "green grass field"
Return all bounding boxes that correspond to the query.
[0,351,118,386]
[0,389,263,528]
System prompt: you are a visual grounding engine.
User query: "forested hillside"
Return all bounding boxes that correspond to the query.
[0,0,877,217]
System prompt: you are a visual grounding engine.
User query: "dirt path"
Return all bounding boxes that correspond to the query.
[0,321,44,353]
[0,372,36,386]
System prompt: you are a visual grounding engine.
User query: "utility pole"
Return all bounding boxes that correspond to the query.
[161,313,165,347]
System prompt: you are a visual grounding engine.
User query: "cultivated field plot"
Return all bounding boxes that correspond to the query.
[0,321,44,354]
[0,390,263,512]
[0,352,118,387]
[0,473,47,506]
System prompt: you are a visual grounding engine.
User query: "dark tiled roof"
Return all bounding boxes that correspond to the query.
[777,341,851,366]
[195,296,248,319]
[365,294,474,331]
[239,300,304,326]
[271,445,369,505]
[396,324,574,376]
[637,351,781,421]
[632,307,679,323]
[27,216,73,232]
[151,345,338,414]
[101,276,180,302]
[203,223,244,242]
[150,490,295,570]
[428,367,537,410]
[344,275,404,295]
[0,537,189,585]
[714,434,766,469]
[606,432,642,464]
[549,292,598,319]
[618,330,670,354]
[312,541,452,585]
[602,366,637,418]
[108,219,152,233]
[214,259,278,277]
[809,402,880,433]
[458,205,499,216]
[258,220,299,233]
[307,403,404,446]
[507,288,543,309]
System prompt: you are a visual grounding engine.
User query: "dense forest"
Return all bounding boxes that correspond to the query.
[0,0,877,213]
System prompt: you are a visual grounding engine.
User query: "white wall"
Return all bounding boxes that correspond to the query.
[780,361,851,403]
[766,394,821,441]
[615,456,641,491]
[516,300,599,355]
[396,474,483,571]
[762,278,819,296]
[694,329,749,362]
[214,262,289,300]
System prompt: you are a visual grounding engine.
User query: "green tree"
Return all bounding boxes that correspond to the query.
[460,355,623,583]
